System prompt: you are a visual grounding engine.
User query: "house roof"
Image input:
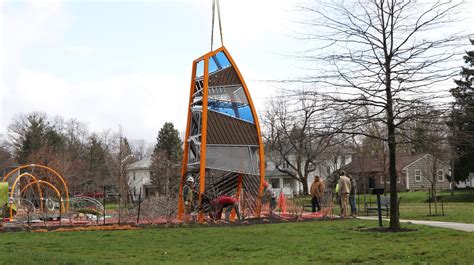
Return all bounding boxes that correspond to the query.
[344,153,427,174]
[127,157,152,171]
[266,169,290,177]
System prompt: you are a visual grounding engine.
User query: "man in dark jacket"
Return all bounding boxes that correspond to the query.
[310,176,324,212]
[348,174,357,217]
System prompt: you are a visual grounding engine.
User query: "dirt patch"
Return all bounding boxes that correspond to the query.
[3,215,345,233]
[31,224,142,233]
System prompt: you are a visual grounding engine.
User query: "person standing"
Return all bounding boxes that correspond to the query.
[263,181,277,216]
[348,174,357,218]
[183,176,195,222]
[336,171,351,218]
[310,176,324,212]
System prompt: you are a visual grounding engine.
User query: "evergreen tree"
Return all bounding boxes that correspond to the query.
[154,122,182,162]
[85,135,110,190]
[450,39,474,181]
[151,122,183,196]
[9,112,65,164]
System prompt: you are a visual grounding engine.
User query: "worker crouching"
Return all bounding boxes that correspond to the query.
[210,195,241,223]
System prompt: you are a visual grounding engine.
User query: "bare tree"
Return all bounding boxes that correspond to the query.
[405,108,450,212]
[295,0,467,229]
[129,139,151,161]
[104,129,134,204]
[263,93,338,194]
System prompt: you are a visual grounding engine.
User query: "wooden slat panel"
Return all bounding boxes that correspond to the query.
[207,111,259,145]
[209,67,241,87]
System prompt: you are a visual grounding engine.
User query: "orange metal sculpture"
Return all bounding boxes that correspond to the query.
[178,46,265,221]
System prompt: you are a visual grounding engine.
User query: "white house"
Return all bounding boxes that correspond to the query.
[127,157,157,200]
[265,152,352,196]
[456,172,474,188]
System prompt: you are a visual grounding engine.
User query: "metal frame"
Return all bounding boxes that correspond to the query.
[178,46,265,221]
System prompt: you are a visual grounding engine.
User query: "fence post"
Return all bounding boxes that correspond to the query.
[427,188,431,215]
[118,194,121,225]
[103,186,106,225]
[59,198,62,227]
[27,207,30,227]
[441,196,444,216]
[137,187,142,225]
[357,193,361,216]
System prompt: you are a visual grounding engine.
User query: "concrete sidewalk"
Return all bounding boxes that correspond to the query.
[358,216,474,232]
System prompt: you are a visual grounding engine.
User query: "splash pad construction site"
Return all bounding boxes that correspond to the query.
[0,163,337,233]
[1,0,338,233]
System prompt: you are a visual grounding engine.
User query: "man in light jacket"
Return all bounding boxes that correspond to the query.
[336,171,351,218]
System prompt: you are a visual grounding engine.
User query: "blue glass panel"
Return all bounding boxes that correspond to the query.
[214,51,231,69]
[208,99,254,123]
[208,51,232,74]
[195,60,204,78]
[209,57,218,73]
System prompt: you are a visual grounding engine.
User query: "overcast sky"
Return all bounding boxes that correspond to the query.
[0,0,305,143]
[1,0,472,144]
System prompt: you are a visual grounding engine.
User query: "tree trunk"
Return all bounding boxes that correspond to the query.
[432,182,438,215]
[385,61,400,229]
[301,178,309,195]
[388,128,400,229]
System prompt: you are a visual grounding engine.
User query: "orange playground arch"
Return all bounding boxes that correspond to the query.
[2,164,70,219]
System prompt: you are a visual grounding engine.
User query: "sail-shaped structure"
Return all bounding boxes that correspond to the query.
[178,46,265,220]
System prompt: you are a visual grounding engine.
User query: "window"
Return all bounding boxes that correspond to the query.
[133,171,136,181]
[415,170,422,182]
[437,170,444,182]
[271,178,280,189]
[283,178,292,188]
[281,161,289,169]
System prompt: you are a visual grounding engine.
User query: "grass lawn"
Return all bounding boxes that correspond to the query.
[392,190,474,223]
[399,202,474,223]
[0,220,473,264]
[297,189,474,223]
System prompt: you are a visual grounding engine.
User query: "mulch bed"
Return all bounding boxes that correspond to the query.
[2,214,405,233]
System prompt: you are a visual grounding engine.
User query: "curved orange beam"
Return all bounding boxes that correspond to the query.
[3,164,69,211]
[218,47,266,217]
[16,180,65,217]
[178,59,198,220]
[11,173,44,211]
[197,56,210,222]
[9,173,53,219]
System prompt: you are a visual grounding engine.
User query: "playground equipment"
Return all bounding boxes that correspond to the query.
[1,164,105,225]
[177,46,266,221]
[177,0,265,221]
[2,164,69,221]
